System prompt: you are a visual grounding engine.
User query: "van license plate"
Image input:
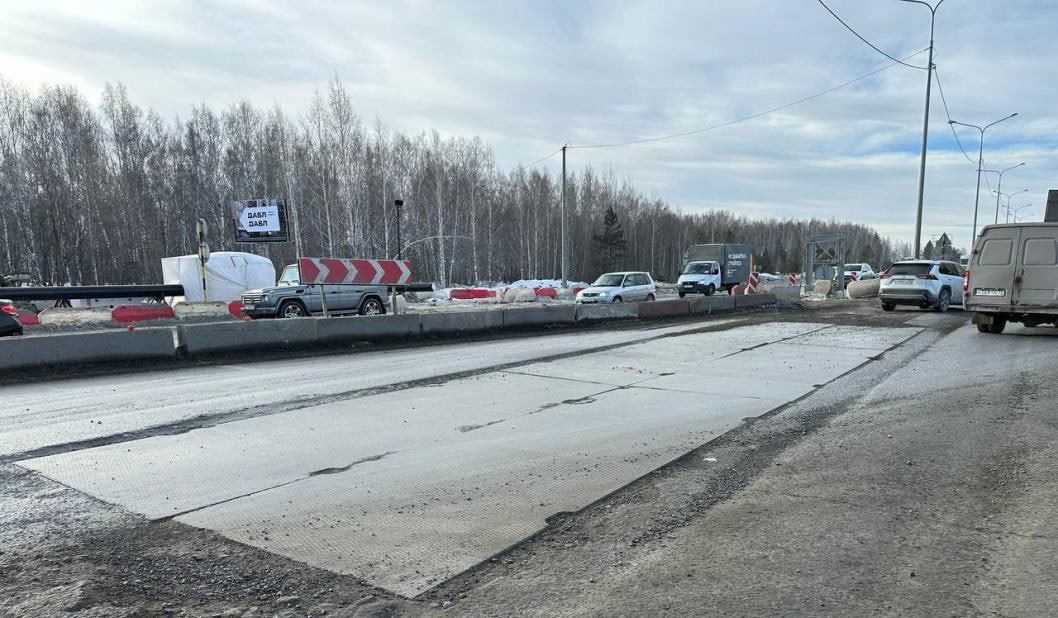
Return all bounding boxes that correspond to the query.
[974,289,1005,297]
[243,303,255,310]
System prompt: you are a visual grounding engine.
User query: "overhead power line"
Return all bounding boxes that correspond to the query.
[569,48,928,150]
[816,0,929,70]
[525,147,564,168]
[932,66,978,166]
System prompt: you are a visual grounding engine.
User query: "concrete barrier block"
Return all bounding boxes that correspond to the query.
[37,307,114,326]
[177,319,318,355]
[846,279,880,299]
[421,310,503,334]
[575,303,638,321]
[502,305,576,328]
[687,295,737,314]
[173,302,236,320]
[316,314,421,342]
[0,328,176,370]
[735,293,777,309]
[636,299,690,318]
[762,285,802,301]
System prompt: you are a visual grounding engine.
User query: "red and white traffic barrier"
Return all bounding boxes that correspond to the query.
[745,271,760,295]
[449,288,496,300]
[298,257,412,286]
[849,271,859,282]
[787,273,797,286]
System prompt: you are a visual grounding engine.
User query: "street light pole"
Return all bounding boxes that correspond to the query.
[560,144,568,288]
[948,113,1017,242]
[900,0,944,259]
[1001,189,1029,223]
[983,163,1025,224]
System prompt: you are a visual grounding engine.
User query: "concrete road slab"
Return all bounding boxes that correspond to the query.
[177,386,762,596]
[19,321,916,598]
[1,321,727,457]
[21,372,610,519]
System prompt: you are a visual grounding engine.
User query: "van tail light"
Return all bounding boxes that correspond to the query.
[963,271,969,294]
[915,274,938,280]
[879,273,892,279]
[0,305,16,316]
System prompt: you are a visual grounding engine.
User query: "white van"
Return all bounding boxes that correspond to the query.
[965,223,1058,333]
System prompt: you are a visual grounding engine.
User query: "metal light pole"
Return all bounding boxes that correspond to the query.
[1010,203,1032,223]
[900,0,944,259]
[948,113,1017,242]
[1001,189,1029,223]
[560,144,568,288]
[983,163,1025,224]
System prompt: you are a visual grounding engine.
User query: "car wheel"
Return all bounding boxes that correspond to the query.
[678,291,685,298]
[706,284,715,296]
[279,300,307,318]
[934,289,951,313]
[646,294,655,302]
[359,297,384,316]
[988,318,1007,334]
[613,296,623,303]
[881,302,895,312]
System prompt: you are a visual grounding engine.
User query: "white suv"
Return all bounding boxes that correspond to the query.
[879,260,964,312]
[576,272,656,304]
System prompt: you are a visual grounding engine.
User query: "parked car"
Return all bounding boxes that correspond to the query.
[241,263,390,319]
[843,263,877,285]
[965,222,1058,334]
[576,272,656,304]
[0,299,23,337]
[879,260,964,312]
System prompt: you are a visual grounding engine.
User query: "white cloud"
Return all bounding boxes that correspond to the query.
[2,0,1057,244]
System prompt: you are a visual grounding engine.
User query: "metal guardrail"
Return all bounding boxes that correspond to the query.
[0,285,184,301]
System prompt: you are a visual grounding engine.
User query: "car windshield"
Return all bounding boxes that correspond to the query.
[593,274,626,287]
[682,262,713,275]
[889,263,931,276]
[845,264,863,271]
[278,266,300,285]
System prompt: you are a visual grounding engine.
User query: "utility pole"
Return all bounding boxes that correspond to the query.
[900,0,944,259]
[560,145,568,288]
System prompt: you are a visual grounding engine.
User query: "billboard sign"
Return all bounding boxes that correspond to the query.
[231,198,288,243]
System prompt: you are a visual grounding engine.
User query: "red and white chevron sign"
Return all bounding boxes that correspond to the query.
[297,257,412,286]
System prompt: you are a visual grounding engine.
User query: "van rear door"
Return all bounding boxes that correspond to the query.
[969,227,1021,309]
[1015,232,1058,307]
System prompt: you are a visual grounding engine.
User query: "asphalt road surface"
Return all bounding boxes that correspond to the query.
[2,305,1056,617]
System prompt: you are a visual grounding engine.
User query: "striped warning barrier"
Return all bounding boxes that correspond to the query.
[787,273,797,286]
[298,257,412,286]
[745,271,760,295]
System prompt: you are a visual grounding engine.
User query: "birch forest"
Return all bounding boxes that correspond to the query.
[0,78,894,287]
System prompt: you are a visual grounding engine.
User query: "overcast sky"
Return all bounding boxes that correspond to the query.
[3,0,1056,249]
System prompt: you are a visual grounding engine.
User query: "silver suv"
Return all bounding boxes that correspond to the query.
[879,260,964,313]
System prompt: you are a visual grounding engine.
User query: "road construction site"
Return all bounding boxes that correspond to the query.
[2,300,1056,618]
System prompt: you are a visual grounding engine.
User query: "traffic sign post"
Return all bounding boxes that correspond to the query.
[196,219,210,302]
